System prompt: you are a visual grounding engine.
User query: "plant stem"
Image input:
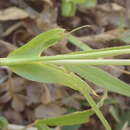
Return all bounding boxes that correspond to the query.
[0,58,37,66]
[44,48,130,60]
[81,89,111,130]
[68,73,112,130]
[1,57,130,66]
[75,79,111,130]
[46,59,130,66]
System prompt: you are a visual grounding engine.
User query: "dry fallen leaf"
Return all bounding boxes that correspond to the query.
[35,104,66,119]
[0,7,29,21]
[11,94,25,112]
[41,84,67,104]
[0,77,26,112]
[4,109,23,124]
[26,82,43,105]
[61,95,81,109]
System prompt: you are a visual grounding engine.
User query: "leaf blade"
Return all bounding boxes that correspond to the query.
[8,28,65,58]
[65,65,130,97]
[36,109,94,126]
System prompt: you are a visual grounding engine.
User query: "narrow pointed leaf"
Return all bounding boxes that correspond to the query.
[36,109,94,126]
[54,45,130,60]
[8,62,94,93]
[65,65,130,97]
[68,35,91,51]
[68,35,130,97]
[8,28,65,58]
[8,63,76,88]
[36,123,51,130]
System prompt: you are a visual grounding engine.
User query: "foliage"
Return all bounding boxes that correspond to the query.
[0,117,8,129]
[1,28,130,130]
[61,0,97,17]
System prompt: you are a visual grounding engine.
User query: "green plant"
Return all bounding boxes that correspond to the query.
[62,0,97,17]
[1,28,130,130]
[0,116,8,129]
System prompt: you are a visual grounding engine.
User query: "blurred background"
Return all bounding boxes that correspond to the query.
[0,0,130,130]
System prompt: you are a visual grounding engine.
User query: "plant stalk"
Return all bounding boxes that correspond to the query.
[1,57,130,66]
[46,59,130,66]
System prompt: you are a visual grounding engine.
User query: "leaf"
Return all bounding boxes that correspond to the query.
[35,104,66,119]
[0,7,28,21]
[9,62,110,129]
[8,28,65,58]
[36,123,52,130]
[68,35,91,51]
[0,117,8,129]
[68,0,86,4]
[8,62,95,93]
[67,35,130,97]
[36,109,94,126]
[109,106,120,123]
[116,111,130,130]
[62,0,77,17]
[6,28,111,130]
[63,45,130,59]
[9,63,74,86]
[84,0,97,8]
[65,65,130,97]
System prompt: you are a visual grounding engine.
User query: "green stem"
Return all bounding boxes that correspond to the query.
[46,59,130,66]
[69,73,111,130]
[68,35,92,50]
[81,89,111,130]
[1,57,130,66]
[0,58,37,66]
[44,48,130,60]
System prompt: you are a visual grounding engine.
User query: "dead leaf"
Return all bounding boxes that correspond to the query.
[11,94,25,112]
[4,109,23,124]
[0,77,26,111]
[26,82,43,105]
[41,84,68,104]
[42,0,53,6]
[41,85,52,104]
[61,95,81,109]
[35,104,66,119]
[0,7,29,21]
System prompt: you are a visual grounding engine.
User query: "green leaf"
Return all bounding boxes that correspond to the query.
[36,109,94,126]
[36,123,51,130]
[62,0,77,17]
[0,117,8,129]
[68,35,91,51]
[9,62,97,96]
[65,45,130,59]
[65,65,130,97]
[67,35,130,97]
[8,28,65,58]
[116,111,130,130]
[9,63,75,87]
[109,106,120,123]
[9,61,111,129]
[84,0,97,8]
[68,0,86,4]
[5,28,111,130]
